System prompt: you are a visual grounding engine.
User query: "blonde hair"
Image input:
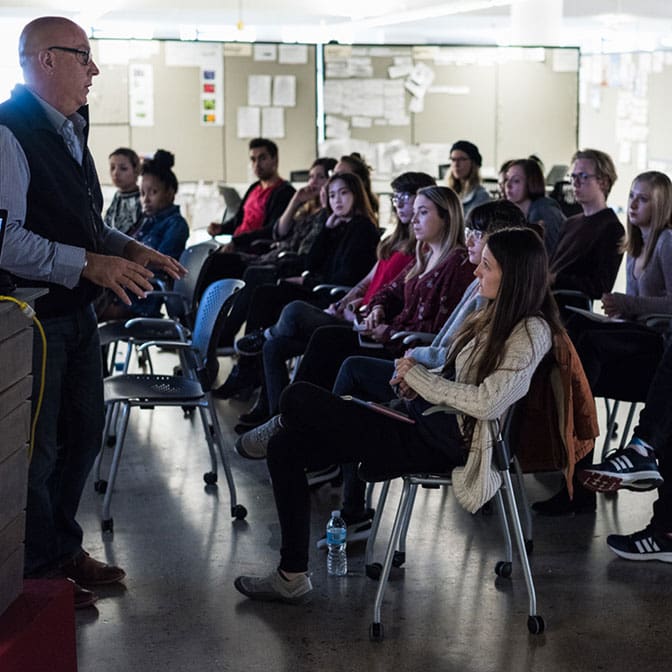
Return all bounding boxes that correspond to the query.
[625,171,672,267]
[406,186,465,281]
[447,166,483,200]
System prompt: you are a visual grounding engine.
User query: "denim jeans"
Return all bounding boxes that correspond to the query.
[24,304,104,575]
[262,301,347,414]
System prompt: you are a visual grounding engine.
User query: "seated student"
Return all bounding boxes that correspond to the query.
[229,171,436,426]
[235,186,476,453]
[232,227,563,604]
[97,149,189,321]
[446,140,491,215]
[578,336,672,562]
[504,157,566,257]
[214,171,379,399]
[550,148,625,302]
[207,137,295,253]
[105,147,142,235]
[203,157,335,347]
[536,170,672,516]
[320,199,530,538]
[335,152,380,215]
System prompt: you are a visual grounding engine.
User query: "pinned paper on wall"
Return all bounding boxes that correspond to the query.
[248,75,272,106]
[279,44,308,64]
[129,63,154,126]
[237,106,260,138]
[273,75,296,107]
[262,107,285,138]
[254,44,277,62]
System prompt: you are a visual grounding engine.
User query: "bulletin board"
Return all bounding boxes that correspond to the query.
[223,42,317,183]
[321,44,580,181]
[86,39,318,185]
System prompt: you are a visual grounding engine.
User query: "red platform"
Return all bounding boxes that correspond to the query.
[0,579,77,672]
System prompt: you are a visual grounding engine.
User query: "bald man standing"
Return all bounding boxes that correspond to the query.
[0,17,185,608]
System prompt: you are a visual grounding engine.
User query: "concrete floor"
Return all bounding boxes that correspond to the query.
[74,354,672,672]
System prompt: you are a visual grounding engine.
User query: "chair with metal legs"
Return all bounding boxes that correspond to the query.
[360,413,544,642]
[93,278,246,533]
[99,240,220,375]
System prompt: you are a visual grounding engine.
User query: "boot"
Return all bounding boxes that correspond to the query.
[237,389,271,428]
[212,358,260,400]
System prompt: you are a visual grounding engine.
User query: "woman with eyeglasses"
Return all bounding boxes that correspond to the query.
[232,227,564,605]
[504,158,566,257]
[446,140,491,215]
[549,148,625,301]
[309,200,531,539]
[235,186,476,454]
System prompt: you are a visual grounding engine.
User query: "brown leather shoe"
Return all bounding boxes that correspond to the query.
[68,578,99,609]
[61,551,126,587]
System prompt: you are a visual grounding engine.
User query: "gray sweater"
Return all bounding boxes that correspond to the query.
[612,229,672,318]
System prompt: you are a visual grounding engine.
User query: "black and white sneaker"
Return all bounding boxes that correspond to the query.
[577,446,663,493]
[316,509,375,550]
[607,526,672,563]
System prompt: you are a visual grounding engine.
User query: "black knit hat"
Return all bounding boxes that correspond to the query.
[450,140,482,167]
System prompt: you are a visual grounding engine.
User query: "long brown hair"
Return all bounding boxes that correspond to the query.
[447,227,563,385]
[625,171,672,267]
[406,186,465,281]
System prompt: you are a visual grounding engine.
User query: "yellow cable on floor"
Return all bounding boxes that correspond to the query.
[0,295,47,462]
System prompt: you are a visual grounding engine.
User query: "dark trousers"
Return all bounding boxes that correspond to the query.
[294,324,392,392]
[268,382,463,572]
[632,338,672,530]
[25,305,104,575]
[219,264,279,345]
[332,356,397,514]
[568,316,663,400]
[262,301,349,414]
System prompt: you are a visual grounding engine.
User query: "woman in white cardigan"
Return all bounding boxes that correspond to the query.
[233,227,565,605]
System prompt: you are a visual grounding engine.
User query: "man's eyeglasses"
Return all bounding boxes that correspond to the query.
[567,172,597,184]
[391,192,413,206]
[48,46,92,66]
[465,227,485,240]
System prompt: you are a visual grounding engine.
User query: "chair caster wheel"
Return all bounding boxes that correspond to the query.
[392,551,405,568]
[102,518,114,533]
[525,539,534,555]
[495,561,512,578]
[94,480,108,494]
[365,563,383,581]
[528,615,545,634]
[369,622,384,642]
[232,504,247,520]
[203,472,217,485]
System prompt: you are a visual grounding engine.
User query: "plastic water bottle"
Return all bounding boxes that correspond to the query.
[114,345,126,373]
[326,510,347,576]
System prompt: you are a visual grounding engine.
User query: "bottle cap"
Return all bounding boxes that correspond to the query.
[331,510,340,518]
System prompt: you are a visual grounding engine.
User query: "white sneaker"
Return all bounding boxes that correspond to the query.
[234,569,313,604]
[235,415,282,460]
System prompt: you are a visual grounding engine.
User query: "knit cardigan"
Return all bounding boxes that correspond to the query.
[404,316,552,512]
